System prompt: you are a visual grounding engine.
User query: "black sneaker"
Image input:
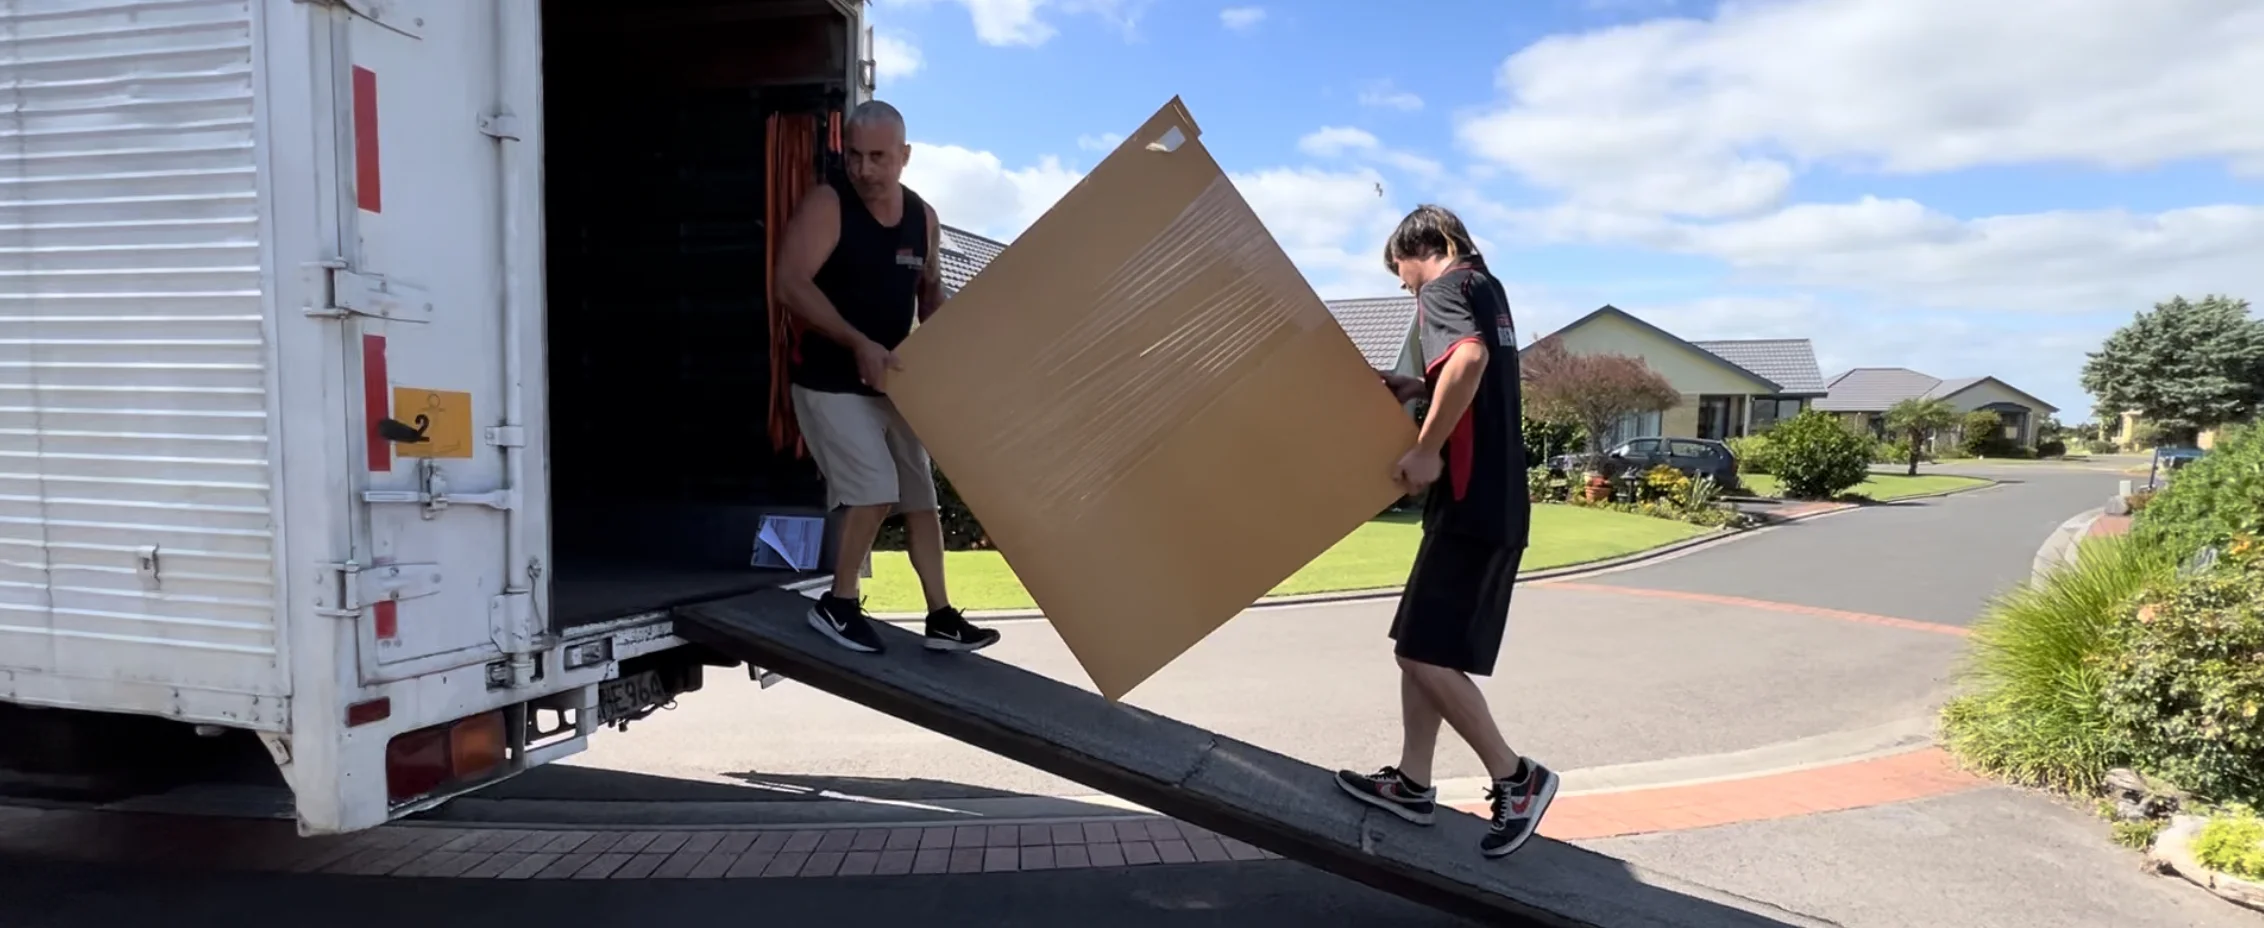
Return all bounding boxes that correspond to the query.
[807,594,885,654]
[923,606,1001,652]
[1480,757,1559,859]
[1333,765,1436,825]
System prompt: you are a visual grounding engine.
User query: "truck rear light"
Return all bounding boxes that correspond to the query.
[385,709,508,804]
[346,697,391,727]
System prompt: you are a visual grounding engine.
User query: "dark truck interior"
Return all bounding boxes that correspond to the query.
[539,0,853,630]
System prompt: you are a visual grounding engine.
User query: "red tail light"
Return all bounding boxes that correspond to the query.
[385,710,508,804]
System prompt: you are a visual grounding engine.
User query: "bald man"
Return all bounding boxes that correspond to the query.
[776,100,1000,656]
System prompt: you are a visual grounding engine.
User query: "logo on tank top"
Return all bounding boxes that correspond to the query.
[895,247,923,269]
[1495,310,1516,347]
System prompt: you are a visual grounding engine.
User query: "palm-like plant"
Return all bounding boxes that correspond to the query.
[1884,397,1960,476]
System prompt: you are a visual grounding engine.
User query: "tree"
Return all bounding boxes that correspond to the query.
[1771,410,1874,499]
[1960,410,2006,457]
[1883,397,1959,476]
[1520,337,1680,459]
[2080,295,2264,445]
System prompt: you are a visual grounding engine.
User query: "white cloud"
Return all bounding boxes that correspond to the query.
[894,0,1149,47]
[1296,126,1444,181]
[1296,126,1380,158]
[871,32,924,81]
[1357,81,1424,112]
[1076,132,1125,152]
[1459,0,2264,217]
[1220,6,1265,31]
[903,143,1084,240]
[901,142,1405,299]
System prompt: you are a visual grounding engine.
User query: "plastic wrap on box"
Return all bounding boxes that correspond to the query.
[889,98,1416,700]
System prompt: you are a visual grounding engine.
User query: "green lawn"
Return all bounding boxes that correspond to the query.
[1738,472,1990,502]
[860,504,1711,614]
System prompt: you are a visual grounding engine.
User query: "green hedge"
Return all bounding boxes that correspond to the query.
[2099,539,2264,804]
[873,466,991,552]
[1768,410,1872,499]
[2134,424,2264,565]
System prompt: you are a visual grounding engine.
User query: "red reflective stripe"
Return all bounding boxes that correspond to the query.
[1449,408,1475,501]
[351,66,381,213]
[362,334,391,471]
[372,600,398,640]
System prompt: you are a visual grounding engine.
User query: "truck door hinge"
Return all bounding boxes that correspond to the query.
[484,426,525,448]
[293,0,424,40]
[303,260,433,323]
[363,458,518,520]
[316,560,442,619]
[477,112,521,141]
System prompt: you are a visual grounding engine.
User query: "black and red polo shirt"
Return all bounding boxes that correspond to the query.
[1415,256,1530,549]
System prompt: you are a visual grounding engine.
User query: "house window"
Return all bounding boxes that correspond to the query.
[1607,410,1664,446]
[1748,396,1805,432]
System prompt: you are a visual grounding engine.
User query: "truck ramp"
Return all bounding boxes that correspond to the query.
[676,590,1831,928]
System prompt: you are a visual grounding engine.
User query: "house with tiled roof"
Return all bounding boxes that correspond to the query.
[1818,368,2059,449]
[1324,295,1422,374]
[937,224,1007,297]
[1527,305,1829,445]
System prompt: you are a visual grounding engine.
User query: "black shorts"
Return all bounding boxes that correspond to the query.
[1389,531,1524,677]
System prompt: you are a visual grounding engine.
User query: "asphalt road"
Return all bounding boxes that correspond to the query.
[1597,465,2120,626]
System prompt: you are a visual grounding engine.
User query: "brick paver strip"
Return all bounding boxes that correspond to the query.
[1,745,1987,884]
[1455,746,1983,840]
[1547,582,1972,638]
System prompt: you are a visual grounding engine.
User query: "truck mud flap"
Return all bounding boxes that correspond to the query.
[674,590,1831,928]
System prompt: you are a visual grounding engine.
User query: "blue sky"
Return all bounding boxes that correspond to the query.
[876,0,2264,419]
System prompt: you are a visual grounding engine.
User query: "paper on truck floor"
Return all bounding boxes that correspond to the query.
[889,97,1417,700]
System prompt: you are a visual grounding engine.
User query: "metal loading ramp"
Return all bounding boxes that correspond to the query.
[675,590,1831,928]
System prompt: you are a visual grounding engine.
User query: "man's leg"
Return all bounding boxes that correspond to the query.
[882,402,998,652]
[791,387,900,654]
[1393,670,1445,787]
[901,507,950,613]
[1397,657,1520,780]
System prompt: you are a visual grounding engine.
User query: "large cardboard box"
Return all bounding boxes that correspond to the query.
[891,99,1417,700]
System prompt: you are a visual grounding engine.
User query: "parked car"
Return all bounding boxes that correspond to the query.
[1552,437,1740,489]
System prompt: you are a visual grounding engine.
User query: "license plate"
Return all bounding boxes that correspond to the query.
[597,669,670,725]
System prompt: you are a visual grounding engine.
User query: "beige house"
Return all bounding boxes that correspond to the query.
[1818,368,2059,449]
[2107,409,2237,451]
[1523,305,1828,445]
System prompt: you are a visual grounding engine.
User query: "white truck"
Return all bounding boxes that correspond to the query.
[0,0,870,835]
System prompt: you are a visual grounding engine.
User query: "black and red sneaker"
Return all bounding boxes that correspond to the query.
[1333,765,1437,825]
[1479,757,1559,859]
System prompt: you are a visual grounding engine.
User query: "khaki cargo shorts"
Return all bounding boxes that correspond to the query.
[790,385,939,513]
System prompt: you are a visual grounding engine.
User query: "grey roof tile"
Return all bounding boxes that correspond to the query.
[1689,339,1826,395]
[1816,367,1943,412]
[937,224,1007,296]
[1323,296,1419,369]
[1922,377,1984,400]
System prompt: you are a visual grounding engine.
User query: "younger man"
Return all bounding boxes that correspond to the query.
[1335,204,1558,859]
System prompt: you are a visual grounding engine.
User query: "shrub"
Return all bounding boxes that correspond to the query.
[2195,806,2264,880]
[1527,466,1559,503]
[2088,439,2121,455]
[1768,410,1874,499]
[1941,533,2181,795]
[1523,413,1584,469]
[1960,410,2021,457]
[1875,438,1914,465]
[1727,434,1779,475]
[2098,537,2264,805]
[1638,465,1692,506]
[2037,438,2068,458]
[874,466,990,551]
[2133,424,2264,565]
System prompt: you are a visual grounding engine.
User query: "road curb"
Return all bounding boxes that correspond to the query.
[2032,507,2106,581]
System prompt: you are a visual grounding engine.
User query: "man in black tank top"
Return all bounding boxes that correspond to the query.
[1332,205,1560,862]
[775,100,999,656]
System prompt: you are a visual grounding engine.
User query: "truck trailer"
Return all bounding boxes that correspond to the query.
[0,0,870,835]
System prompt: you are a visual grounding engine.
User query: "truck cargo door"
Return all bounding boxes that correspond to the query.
[328,2,521,679]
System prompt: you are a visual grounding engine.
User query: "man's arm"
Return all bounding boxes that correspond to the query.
[1417,341,1488,454]
[776,184,871,351]
[917,206,945,323]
